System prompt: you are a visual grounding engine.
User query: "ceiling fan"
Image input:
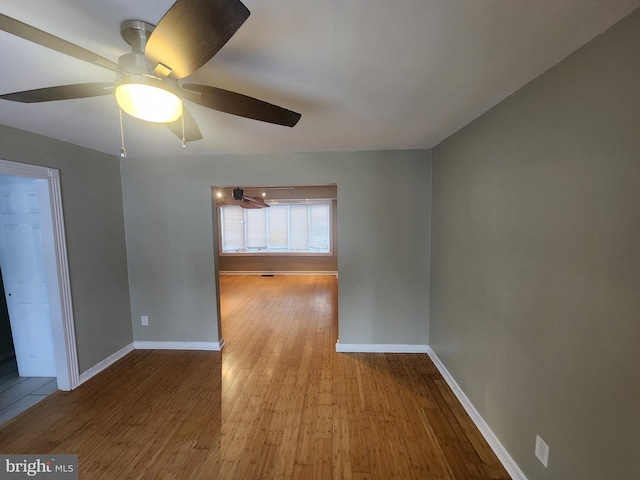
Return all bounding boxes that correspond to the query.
[216,187,269,209]
[0,0,301,151]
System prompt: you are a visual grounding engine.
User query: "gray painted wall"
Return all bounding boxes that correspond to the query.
[430,9,640,480]
[0,124,132,374]
[121,150,431,346]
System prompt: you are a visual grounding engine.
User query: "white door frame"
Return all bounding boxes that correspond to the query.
[0,158,79,390]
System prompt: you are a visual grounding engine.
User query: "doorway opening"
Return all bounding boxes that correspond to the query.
[211,184,338,347]
[0,160,78,398]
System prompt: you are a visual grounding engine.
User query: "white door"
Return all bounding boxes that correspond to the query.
[0,179,56,377]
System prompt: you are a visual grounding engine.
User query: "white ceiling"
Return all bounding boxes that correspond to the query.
[0,1,638,157]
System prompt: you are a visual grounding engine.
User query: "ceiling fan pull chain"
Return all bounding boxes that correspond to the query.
[181,101,187,149]
[119,106,127,158]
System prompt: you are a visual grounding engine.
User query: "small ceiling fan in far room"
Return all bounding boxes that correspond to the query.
[0,0,301,155]
[216,187,269,209]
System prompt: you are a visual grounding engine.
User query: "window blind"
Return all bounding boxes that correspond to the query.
[219,202,331,254]
[221,206,245,251]
[268,205,289,249]
[310,204,330,251]
[246,208,267,249]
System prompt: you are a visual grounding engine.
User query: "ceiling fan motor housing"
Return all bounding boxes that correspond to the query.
[120,20,155,53]
[118,52,149,74]
[118,20,156,74]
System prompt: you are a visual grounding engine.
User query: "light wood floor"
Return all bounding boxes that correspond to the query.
[0,275,510,479]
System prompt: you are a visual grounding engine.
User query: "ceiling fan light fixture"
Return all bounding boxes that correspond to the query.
[115,75,182,123]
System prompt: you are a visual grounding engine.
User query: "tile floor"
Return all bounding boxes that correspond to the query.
[0,356,57,426]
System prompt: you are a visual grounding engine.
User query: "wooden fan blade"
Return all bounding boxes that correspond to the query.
[145,0,250,80]
[164,106,203,142]
[217,198,262,209]
[0,14,122,73]
[0,83,114,103]
[182,84,301,127]
[243,196,269,208]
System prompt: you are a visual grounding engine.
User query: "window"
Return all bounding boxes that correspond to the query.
[219,201,331,254]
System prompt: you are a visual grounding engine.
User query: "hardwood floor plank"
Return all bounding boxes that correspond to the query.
[346,412,372,474]
[295,423,316,466]
[292,463,314,480]
[313,436,333,480]
[401,435,434,480]
[332,404,352,480]
[272,423,300,479]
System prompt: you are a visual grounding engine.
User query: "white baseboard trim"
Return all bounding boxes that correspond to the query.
[78,342,134,386]
[133,341,224,351]
[75,339,226,387]
[0,349,15,362]
[335,340,429,353]
[220,271,338,276]
[426,347,528,480]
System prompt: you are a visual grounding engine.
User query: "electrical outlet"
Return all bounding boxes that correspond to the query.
[141,315,149,326]
[535,435,549,467]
